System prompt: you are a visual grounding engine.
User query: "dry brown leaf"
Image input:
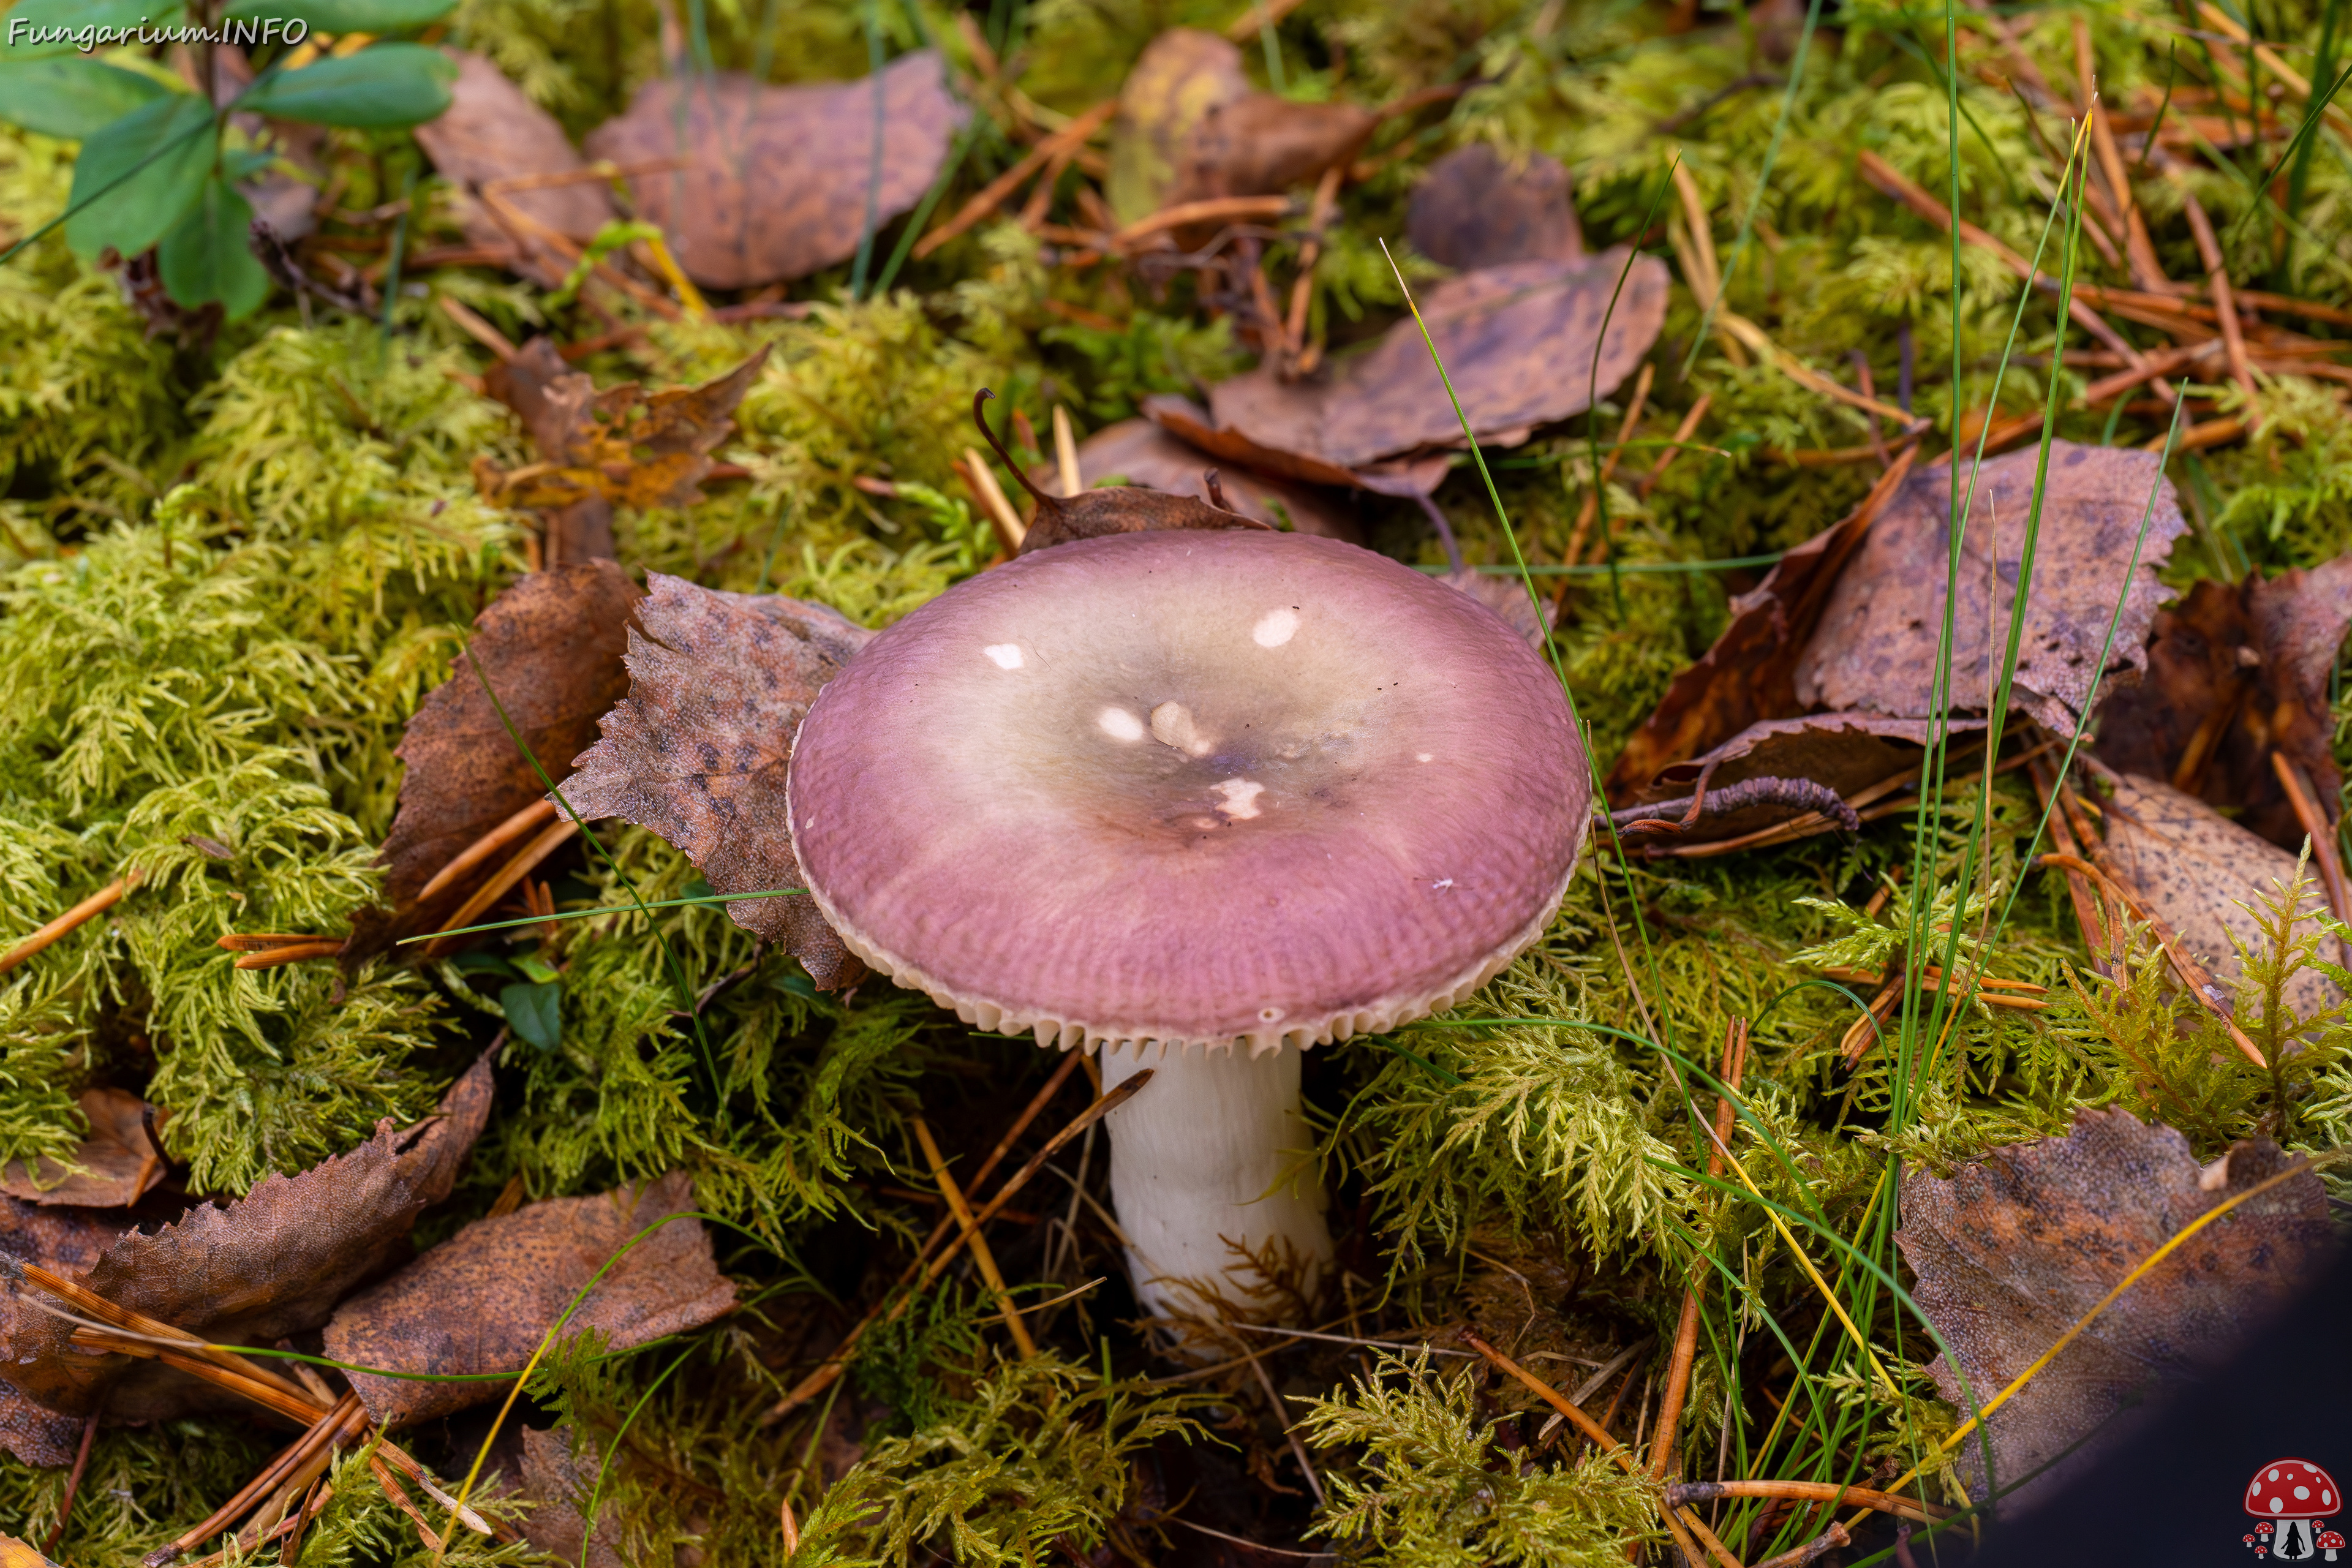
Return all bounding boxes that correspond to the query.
[1106,29,1251,225]
[0,1055,493,1440]
[1408,145,1583,271]
[558,573,875,989]
[2093,556,2352,853]
[475,344,770,515]
[324,1172,734,1428]
[1142,391,1451,495]
[2098,774,2337,1020]
[516,1427,624,1568]
[1147,251,1668,491]
[1172,93,1375,209]
[1897,1109,2331,1512]
[412,50,614,285]
[0,1090,166,1208]
[0,1199,140,1464]
[1795,442,2188,738]
[1620,712,1987,844]
[581,52,966,290]
[1028,418,1362,543]
[0,1535,61,1567]
[375,560,643,924]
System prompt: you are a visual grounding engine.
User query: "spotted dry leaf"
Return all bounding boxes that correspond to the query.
[0,1090,165,1209]
[325,1172,733,1428]
[582,52,965,290]
[0,1055,493,1444]
[2098,774,2337,1022]
[559,573,874,988]
[475,345,770,515]
[1148,251,1668,492]
[375,560,643,924]
[412,50,614,286]
[1030,418,1362,543]
[1106,29,1251,225]
[1898,1109,2331,1513]
[1794,442,2188,738]
[516,1427,624,1568]
[2094,556,2352,854]
[1408,145,1583,271]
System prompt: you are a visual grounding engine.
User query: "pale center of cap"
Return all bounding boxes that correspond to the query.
[1150,701,1215,756]
[1252,607,1301,647]
[984,643,1024,669]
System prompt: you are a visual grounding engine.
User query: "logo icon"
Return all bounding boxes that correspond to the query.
[2244,1460,2342,1560]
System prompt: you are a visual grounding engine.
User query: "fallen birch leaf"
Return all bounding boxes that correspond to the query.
[1897,1108,2331,1512]
[2097,774,2337,1021]
[412,50,614,285]
[1147,252,1668,489]
[1172,92,1374,209]
[1408,145,1583,271]
[557,573,875,989]
[1106,29,1253,225]
[2093,557,2352,852]
[376,559,643,922]
[0,1090,165,1208]
[581,52,966,290]
[475,344,771,514]
[0,1056,491,1434]
[480,337,617,564]
[1794,442,2188,738]
[1030,417,1362,543]
[325,1172,734,1428]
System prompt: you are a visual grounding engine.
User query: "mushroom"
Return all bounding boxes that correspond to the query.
[2319,1529,2344,1562]
[2246,1460,2342,1561]
[785,527,1588,1324]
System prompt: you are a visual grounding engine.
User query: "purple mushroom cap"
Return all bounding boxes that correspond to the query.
[786,530,1589,1052]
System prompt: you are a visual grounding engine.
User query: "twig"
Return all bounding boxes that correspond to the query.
[1050,405,1082,498]
[1163,1517,1332,1559]
[435,296,518,362]
[230,940,345,970]
[2074,15,2169,292]
[1562,363,1654,567]
[421,818,581,957]
[1113,195,1296,247]
[2040,851,2267,1066]
[763,1067,1148,1423]
[1714,311,1931,426]
[7,1258,323,1416]
[958,448,1027,552]
[1230,1322,1479,1358]
[0,874,139,974]
[2269,752,2352,967]
[143,1396,362,1566]
[1463,1333,1746,1568]
[1637,395,1714,500]
[916,100,1117,259]
[1245,1347,1325,1506]
[1668,1479,1948,1526]
[43,1409,98,1555]
[2176,187,2260,409]
[1754,1521,1850,1568]
[911,1117,1038,1357]
[418,799,560,904]
[1280,162,1346,373]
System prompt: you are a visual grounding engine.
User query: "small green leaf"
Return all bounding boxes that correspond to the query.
[222,0,456,31]
[511,954,560,985]
[500,981,562,1051]
[0,59,172,140]
[157,176,270,318]
[233,42,454,127]
[1,1,184,58]
[448,951,518,978]
[63,92,215,260]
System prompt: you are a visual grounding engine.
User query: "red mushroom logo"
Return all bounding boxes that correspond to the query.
[2246,1460,2342,1561]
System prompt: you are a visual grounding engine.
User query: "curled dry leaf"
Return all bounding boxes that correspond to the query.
[1012,470,1269,555]
[1795,443,2188,739]
[475,344,771,515]
[1407,145,1583,271]
[1619,712,1987,846]
[1147,252,1668,494]
[325,1172,733,1428]
[2097,774,2337,1021]
[1028,418,1362,543]
[581,52,967,290]
[2094,556,2352,853]
[558,573,874,989]
[1897,1108,2331,1512]
[1107,29,1370,228]
[375,559,643,922]
[0,1055,493,1453]
[0,1089,166,1208]
[516,1427,624,1568]
[412,50,615,286]
[482,338,615,564]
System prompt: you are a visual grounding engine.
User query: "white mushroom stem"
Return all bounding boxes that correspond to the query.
[1097,1042,1333,1325]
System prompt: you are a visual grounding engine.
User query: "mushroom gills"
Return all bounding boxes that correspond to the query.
[1097,1040,1333,1327]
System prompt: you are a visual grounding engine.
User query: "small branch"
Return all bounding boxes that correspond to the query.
[1245,1347,1326,1506]
[1754,1521,1850,1568]
[1668,1479,1948,1525]
[2176,187,2259,409]
[0,874,139,975]
[1562,363,1654,568]
[418,798,559,904]
[911,1117,1037,1357]
[2040,851,2267,1066]
[958,448,1028,554]
[915,100,1117,260]
[421,818,581,957]
[43,1410,99,1555]
[1112,195,1297,247]
[2269,752,2352,967]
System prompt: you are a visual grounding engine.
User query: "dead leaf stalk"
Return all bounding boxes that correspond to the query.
[0,873,139,975]
[911,1117,1038,1358]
